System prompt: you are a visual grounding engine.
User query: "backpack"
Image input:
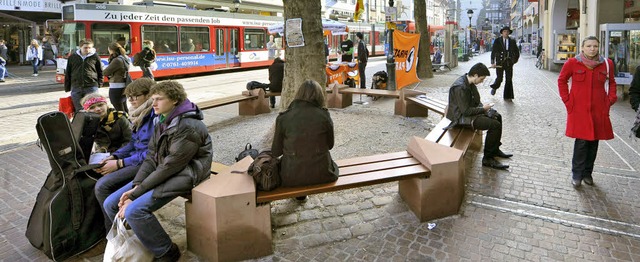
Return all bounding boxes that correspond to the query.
[247,150,281,191]
[118,56,132,86]
[246,81,269,90]
[132,52,143,67]
[235,143,259,162]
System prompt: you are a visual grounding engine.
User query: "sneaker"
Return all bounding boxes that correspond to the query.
[154,243,180,262]
[0,79,5,82]
[32,73,38,77]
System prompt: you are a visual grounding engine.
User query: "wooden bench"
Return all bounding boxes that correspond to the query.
[405,96,447,116]
[186,136,465,261]
[394,89,447,118]
[196,88,271,116]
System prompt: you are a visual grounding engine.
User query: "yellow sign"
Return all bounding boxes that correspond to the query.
[393,30,420,89]
[386,22,397,30]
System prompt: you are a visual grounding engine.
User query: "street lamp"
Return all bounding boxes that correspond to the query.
[467,9,473,55]
[233,0,241,13]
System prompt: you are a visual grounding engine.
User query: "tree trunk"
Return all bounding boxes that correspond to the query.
[414,0,433,79]
[281,0,326,110]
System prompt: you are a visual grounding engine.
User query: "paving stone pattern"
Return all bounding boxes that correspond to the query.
[2,54,640,261]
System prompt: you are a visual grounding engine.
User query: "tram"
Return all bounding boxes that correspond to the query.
[55,3,390,82]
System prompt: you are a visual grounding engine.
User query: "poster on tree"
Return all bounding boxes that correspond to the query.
[286,18,305,47]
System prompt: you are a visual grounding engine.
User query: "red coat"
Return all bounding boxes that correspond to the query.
[558,57,617,140]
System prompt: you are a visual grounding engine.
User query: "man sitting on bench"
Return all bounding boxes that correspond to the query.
[445,63,512,170]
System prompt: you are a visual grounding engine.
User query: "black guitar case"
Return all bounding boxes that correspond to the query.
[71,111,101,163]
[25,111,105,261]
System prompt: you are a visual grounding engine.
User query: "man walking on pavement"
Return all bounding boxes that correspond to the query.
[0,39,9,79]
[356,32,368,89]
[490,26,519,100]
[446,63,512,170]
[64,39,103,113]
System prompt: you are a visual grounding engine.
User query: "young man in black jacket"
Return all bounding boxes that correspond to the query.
[446,63,512,170]
[64,38,103,113]
[356,32,368,89]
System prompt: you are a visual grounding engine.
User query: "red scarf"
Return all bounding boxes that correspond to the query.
[577,52,604,69]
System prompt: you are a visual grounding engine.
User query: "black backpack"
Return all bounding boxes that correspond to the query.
[236,143,259,162]
[246,81,269,90]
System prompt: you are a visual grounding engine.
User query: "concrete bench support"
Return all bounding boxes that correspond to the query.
[326,83,352,108]
[238,89,271,116]
[186,157,271,262]
[399,136,464,222]
[395,89,429,118]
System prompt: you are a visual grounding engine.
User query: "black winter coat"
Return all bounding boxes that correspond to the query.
[268,58,284,92]
[130,106,212,200]
[445,75,486,127]
[64,51,103,92]
[272,100,339,187]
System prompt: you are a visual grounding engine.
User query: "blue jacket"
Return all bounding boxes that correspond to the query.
[112,110,156,167]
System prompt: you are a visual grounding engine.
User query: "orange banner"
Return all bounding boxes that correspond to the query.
[393,30,420,89]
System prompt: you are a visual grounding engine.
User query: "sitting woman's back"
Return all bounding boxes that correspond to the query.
[272,80,339,187]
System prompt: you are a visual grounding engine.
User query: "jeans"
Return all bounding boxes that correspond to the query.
[572,139,599,180]
[472,113,503,158]
[491,66,514,99]
[31,58,40,74]
[104,181,176,257]
[358,62,367,89]
[0,65,5,80]
[141,65,154,80]
[95,165,140,231]
[109,87,128,113]
[70,86,99,113]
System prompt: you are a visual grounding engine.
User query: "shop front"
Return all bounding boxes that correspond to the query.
[0,0,71,64]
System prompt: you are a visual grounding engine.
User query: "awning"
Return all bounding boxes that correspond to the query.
[268,19,347,35]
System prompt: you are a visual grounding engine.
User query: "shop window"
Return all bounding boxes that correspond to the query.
[91,23,131,55]
[142,25,178,54]
[180,26,210,53]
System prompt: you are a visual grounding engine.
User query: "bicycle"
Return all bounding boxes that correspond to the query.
[536,49,545,69]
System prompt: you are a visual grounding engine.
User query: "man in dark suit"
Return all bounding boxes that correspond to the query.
[490,26,520,100]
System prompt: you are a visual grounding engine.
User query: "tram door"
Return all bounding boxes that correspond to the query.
[215,27,240,68]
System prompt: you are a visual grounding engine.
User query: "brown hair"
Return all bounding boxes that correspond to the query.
[294,80,326,108]
[150,80,187,104]
[79,38,94,47]
[124,78,155,96]
[108,42,127,62]
[581,36,600,47]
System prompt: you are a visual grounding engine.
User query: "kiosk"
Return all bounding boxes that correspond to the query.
[599,23,640,98]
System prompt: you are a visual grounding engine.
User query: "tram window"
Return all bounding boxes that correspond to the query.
[142,25,178,54]
[91,23,131,55]
[60,22,85,57]
[216,29,224,56]
[244,28,266,50]
[180,26,209,53]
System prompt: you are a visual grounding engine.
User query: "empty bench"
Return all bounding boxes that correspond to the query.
[186,136,466,261]
[432,62,451,71]
[196,88,271,116]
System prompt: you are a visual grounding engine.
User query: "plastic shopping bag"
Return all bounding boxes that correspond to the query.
[58,96,74,119]
[103,218,153,262]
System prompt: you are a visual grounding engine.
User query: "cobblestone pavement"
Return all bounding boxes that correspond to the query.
[2,53,640,261]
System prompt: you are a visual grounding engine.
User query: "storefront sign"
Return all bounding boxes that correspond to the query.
[0,0,75,13]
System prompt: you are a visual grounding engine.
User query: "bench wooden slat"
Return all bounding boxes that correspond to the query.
[425,118,452,142]
[334,151,412,167]
[406,97,446,115]
[197,94,255,110]
[436,127,463,147]
[340,157,422,177]
[265,92,281,97]
[452,129,477,153]
[339,88,400,98]
[256,164,430,203]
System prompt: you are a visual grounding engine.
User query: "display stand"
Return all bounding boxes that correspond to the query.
[599,23,640,99]
[553,30,578,64]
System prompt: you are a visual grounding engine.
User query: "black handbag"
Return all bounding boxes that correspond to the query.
[235,143,259,162]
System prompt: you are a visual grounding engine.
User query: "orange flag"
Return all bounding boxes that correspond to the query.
[393,30,420,89]
[354,0,364,21]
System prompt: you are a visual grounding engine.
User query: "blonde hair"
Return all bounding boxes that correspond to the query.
[294,80,326,108]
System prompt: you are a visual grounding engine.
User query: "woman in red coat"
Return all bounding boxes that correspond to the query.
[558,36,617,188]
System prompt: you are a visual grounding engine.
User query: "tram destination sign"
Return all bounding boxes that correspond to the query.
[74,8,279,27]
